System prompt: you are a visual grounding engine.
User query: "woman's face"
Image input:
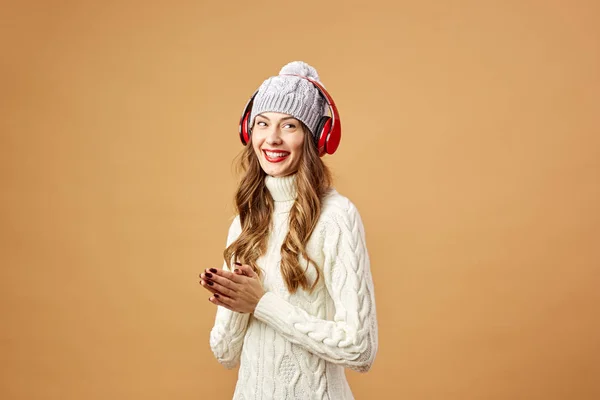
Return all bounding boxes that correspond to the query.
[251,112,305,177]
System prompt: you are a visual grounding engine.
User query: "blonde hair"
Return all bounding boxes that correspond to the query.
[223,125,333,293]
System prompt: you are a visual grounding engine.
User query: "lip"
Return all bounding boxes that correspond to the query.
[262,149,290,163]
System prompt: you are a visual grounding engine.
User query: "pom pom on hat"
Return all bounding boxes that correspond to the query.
[279,61,321,83]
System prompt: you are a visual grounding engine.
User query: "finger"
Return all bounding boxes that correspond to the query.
[233,261,247,276]
[233,262,246,276]
[199,271,219,282]
[235,263,256,278]
[232,265,244,275]
[207,267,244,284]
[209,293,236,310]
[208,294,234,310]
[200,273,225,291]
[201,271,238,287]
[205,277,236,298]
[199,279,224,295]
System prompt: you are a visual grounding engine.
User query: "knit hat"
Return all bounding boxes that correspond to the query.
[249,61,327,139]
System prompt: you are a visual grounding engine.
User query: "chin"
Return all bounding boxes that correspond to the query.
[261,162,294,177]
[267,170,288,177]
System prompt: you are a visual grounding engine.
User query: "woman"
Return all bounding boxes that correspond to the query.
[199,61,378,399]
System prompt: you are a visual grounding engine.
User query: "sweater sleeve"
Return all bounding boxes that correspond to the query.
[209,216,251,369]
[253,202,378,372]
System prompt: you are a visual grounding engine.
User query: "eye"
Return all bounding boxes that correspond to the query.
[283,123,297,129]
[256,121,267,127]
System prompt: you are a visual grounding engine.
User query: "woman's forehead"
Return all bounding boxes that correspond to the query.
[256,112,298,122]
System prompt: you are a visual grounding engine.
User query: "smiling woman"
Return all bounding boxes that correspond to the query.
[199,61,378,400]
[252,113,305,177]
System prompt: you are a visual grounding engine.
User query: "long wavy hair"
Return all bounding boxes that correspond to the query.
[223,124,333,293]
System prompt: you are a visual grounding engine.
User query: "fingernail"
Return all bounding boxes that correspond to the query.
[234,262,242,266]
[207,281,214,286]
[214,293,219,298]
[209,268,217,273]
[234,269,240,273]
[205,272,213,278]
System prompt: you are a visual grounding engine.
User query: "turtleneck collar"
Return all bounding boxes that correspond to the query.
[265,174,298,203]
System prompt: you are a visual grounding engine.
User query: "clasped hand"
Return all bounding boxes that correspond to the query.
[199,263,265,314]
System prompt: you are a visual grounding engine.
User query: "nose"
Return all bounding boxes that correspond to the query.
[265,126,282,145]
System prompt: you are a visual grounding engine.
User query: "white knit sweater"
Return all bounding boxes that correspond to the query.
[209,174,378,400]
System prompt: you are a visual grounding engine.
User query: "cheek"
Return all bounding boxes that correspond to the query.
[290,136,305,155]
[251,135,263,155]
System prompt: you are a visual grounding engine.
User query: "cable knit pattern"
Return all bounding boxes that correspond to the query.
[209,174,378,399]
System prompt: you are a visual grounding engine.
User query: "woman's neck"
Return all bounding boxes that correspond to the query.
[265,174,297,202]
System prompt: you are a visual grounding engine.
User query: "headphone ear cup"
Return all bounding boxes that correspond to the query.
[239,93,257,146]
[315,116,331,156]
[324,116,340,155]
[240,110,251,145]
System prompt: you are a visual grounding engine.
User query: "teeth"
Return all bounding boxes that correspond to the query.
[265,151,289,158]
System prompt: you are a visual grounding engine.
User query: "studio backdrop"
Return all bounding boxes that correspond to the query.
[1,1,599,399]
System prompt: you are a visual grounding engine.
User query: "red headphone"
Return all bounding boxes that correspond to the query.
[238,74,341,156]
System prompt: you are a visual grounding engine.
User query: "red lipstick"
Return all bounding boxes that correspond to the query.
[262,149,290,163]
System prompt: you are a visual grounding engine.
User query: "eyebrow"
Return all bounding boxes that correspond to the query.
[257,115,298,122]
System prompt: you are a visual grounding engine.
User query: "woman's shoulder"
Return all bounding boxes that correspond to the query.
[225,214,242,242]
[320,188,362,222]
[228,214,241,228]
[315,189,367,248]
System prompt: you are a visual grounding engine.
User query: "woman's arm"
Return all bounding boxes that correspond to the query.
[208,216,251,369]
[253,202,378,373]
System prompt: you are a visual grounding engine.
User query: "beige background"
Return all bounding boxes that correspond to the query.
[1,0,599,399]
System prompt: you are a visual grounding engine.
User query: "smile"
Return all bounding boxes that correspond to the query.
[263,150,290,163]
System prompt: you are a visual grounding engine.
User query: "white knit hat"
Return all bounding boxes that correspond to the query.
[249,61,326,138]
